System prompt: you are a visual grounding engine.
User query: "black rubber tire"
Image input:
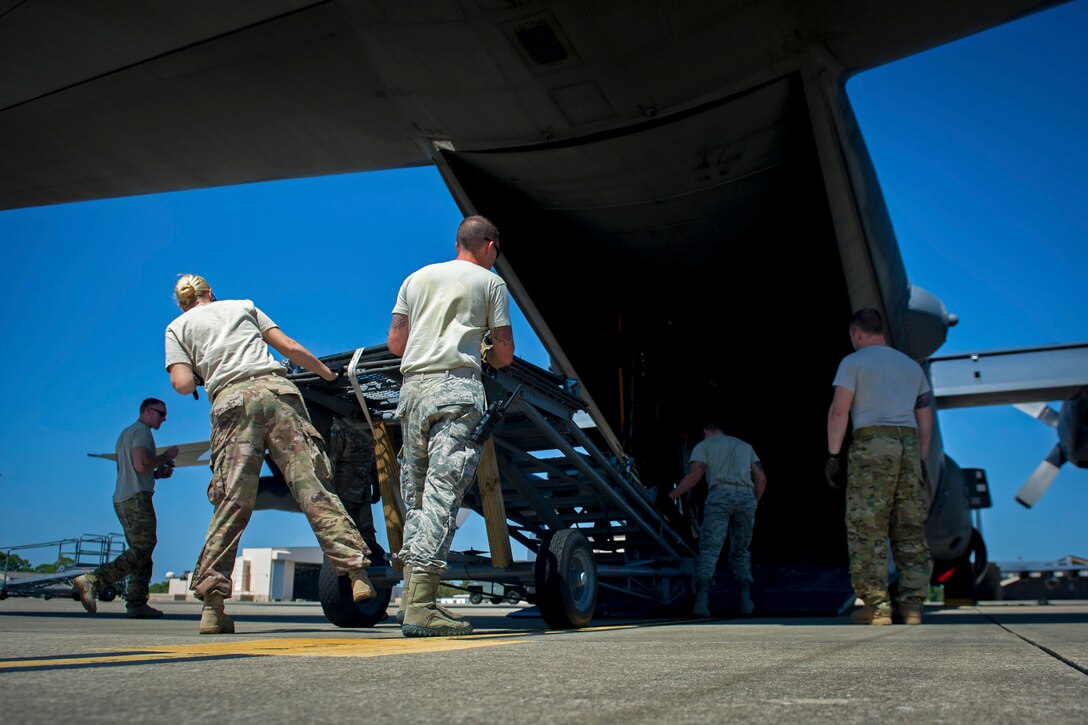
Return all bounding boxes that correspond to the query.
[98,585,117,602]
[535,529,597,629]
[318,541,393,628]
[973,562,1004,601]
[469,592,483,605]
[489,595,503,605]
[936,527,989,602]
[504,589,522,604]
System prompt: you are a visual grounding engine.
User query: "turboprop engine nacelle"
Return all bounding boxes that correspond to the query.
[905,285,958,361]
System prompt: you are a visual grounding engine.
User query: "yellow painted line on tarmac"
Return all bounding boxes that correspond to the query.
[2,623,656,671]
[0,636,523,670]
[116,636,524,658]
[0,652,206,669]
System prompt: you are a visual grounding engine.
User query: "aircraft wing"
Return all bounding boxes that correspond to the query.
[87,441,211,469]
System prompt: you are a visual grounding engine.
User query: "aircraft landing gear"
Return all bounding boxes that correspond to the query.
[933,527,1003,603]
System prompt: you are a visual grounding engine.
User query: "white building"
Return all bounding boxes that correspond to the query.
[167,546,325,602]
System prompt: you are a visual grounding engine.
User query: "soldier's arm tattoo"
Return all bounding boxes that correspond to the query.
[388,313,410,356]
[486,325,515,368]
[915,391,932,409]
[491,326,512,344]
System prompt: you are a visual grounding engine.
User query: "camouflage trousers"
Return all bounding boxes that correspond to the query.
[94,491,157,605]
[327,417,378,542]
[846,430,932,612]
[696,485,757,584]
[340,499,377,543]
[396,374,485,575]
[191,376,369,600]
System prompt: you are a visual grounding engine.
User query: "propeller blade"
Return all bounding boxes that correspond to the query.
[1013,402,1061,429]
[1015,444,1067,508]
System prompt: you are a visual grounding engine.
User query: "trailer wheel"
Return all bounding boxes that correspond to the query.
[318,542,392,628]
[469,592,483,605]
[0,590,7,600]
[98,586,117,603]
[535,529,597,629]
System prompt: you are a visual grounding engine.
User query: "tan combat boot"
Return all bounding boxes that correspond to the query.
[738,582,754,616]
[349,568,375,602]
[199,592,235,634]
[396,567,464,624]
[72,573,99,614]
[692,579,711,618]
[401,572,473,637]
[899,603,923,625]
[396,566,413,624]
[851,604,892,625]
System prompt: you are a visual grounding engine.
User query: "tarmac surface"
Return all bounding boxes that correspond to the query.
[0,597,1086,724]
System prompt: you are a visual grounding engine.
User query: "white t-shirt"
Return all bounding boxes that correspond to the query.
[114,420,156,503]
[392,260,511,374]
[832,345,931,429]
[164,299,284,400]
[690,434,760,489]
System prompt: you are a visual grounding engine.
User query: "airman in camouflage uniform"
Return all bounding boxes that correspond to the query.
[827,308,934,625]
[388,215,514,637]
[669,424,766,617]
[191,376,371,602]
[73,399,178,619]
[165,274,374,634]
[327,417,378,541]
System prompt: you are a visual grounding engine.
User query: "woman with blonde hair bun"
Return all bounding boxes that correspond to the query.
[174,273,211,310]
[164,274,375,634]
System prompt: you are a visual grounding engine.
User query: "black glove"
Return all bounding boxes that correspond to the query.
[824,454,841,490]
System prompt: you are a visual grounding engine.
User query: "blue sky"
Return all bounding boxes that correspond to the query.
[1,3,1085,578]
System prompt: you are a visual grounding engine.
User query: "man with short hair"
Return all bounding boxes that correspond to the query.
[670,423,766,617]
[73,399,179,618]
[826,308,933,625]
[388,214,514,637]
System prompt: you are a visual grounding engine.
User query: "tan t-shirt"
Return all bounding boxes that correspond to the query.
[164,299,285,400]
[392,260,511,374]
[114,420,156,503]
[690,434,760,489]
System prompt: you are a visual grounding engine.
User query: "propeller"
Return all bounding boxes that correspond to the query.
[1015,444,1067,508]
[1013,402,1065,508]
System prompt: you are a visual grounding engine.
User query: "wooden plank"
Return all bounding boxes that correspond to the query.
[371,420,406,571]
[477,438,512,569]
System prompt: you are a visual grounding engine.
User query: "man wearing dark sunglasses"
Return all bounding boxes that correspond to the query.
[73,398,179,619]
